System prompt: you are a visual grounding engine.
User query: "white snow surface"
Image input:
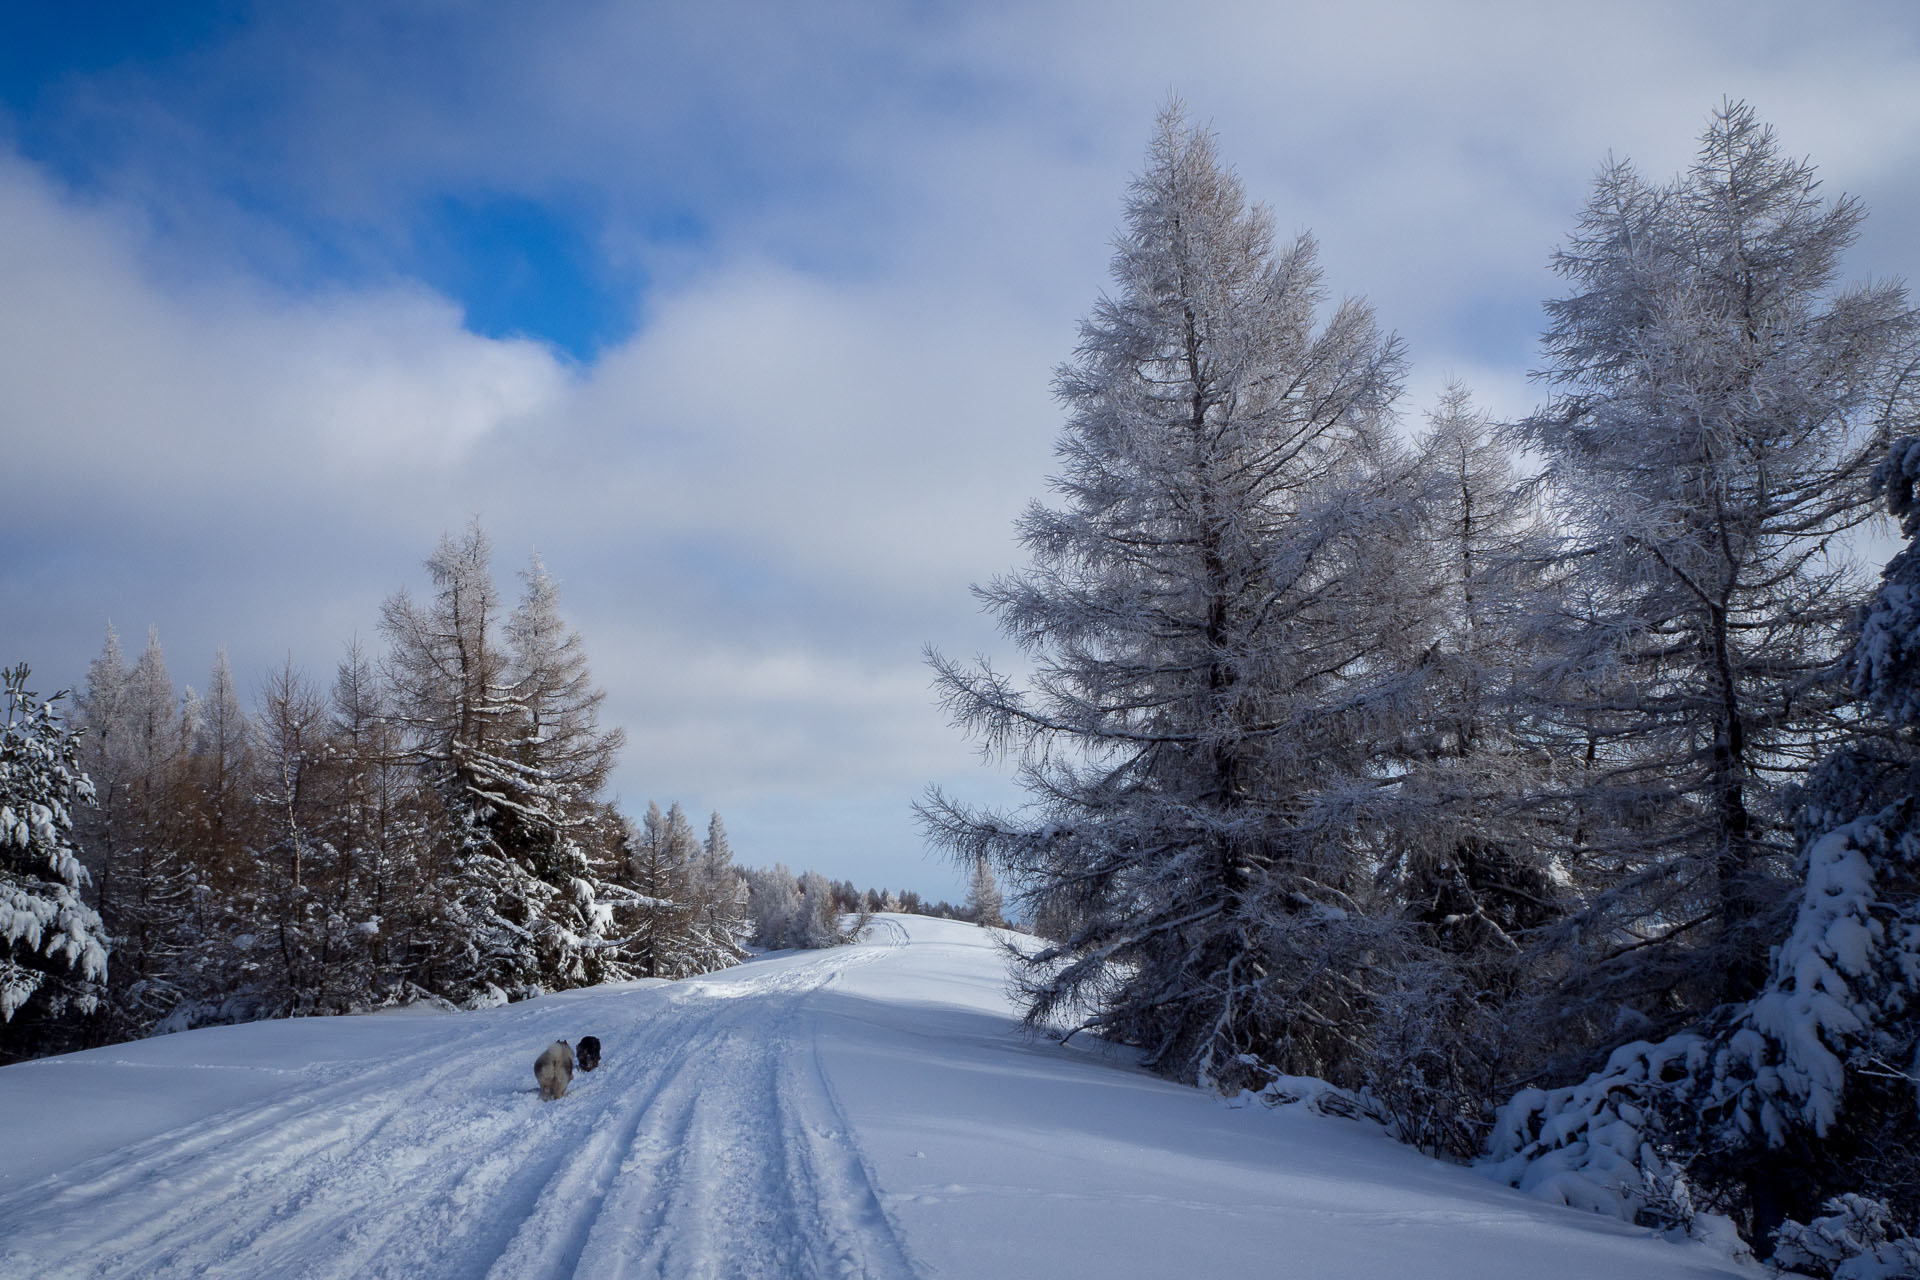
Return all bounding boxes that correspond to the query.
[0,914,1755,1279]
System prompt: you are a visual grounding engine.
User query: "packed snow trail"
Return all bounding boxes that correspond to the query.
[0,915,1752,1279]
[0,926,915,1280]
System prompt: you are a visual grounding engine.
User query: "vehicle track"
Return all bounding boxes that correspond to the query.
[0,934,920,1280]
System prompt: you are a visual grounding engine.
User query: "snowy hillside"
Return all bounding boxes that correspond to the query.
[0,915,1753,1279]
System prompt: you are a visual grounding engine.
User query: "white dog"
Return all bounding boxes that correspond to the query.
[534,1040,574,1100]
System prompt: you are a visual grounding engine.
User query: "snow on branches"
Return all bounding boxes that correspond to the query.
[0,664,108,1047]
[922,102,1413,1089]
[1481,793,1919,1220]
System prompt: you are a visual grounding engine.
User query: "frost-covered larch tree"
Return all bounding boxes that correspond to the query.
[190,647,252,868]
[743,862,801,947]
[77,626,195,1034]
[793,868,845,949]
[381,523,627,1000]
[1365,384,1573,1157]
[327,640,430,1003]
[1481,101,1920,1259]
[921,104,1414,1088]
[965,857,1005,929]
[0,665,109,1062]
[1484,434,1920,1259]
[247,660,349,1016]
[622,801,691,978]
[1513,101,1920,1025]
[684,811,748,969]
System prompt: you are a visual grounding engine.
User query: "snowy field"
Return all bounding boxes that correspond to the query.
[0,914,1754,1279]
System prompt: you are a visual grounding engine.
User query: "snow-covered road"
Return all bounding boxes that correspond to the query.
[0,915,1752,1278]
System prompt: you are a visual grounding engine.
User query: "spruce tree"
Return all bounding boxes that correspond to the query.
[0,665,109,1061]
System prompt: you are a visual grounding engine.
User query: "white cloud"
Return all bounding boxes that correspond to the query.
[5,0,1920,897]
[0,154,569,517]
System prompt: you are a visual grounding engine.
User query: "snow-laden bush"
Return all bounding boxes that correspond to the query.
[1481,789,1920,1232]
[1218,1057,1387,1126]
[1480,1031,1708,1226]
[1362,958,1513,1161]
[1772,1195,1920,1280]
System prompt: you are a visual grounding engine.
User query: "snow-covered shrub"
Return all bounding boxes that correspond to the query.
[1364,959,1512,1161]
[1481,1031,1708,1226]
[1483,783,1920,1233]
[1772,1195,1920,1280]
[1224,1060,1386,1126]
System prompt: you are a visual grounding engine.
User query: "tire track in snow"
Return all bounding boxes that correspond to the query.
[0,1008,548,1279]
[578,936,918,1279]
[3,1007,514,1210]
[0,936,922,1280]
[242,1002,742,1280]
[785,913,918,1279]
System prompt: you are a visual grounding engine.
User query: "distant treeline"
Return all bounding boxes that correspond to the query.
[0,522,989,1067]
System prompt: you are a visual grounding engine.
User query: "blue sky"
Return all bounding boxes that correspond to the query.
[3,1,1919,899]
[1,4,650,360]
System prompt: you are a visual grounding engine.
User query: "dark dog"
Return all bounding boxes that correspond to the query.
[577,1035,601,1072]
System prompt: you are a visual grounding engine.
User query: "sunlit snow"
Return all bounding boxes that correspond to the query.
[0,916,1753,1278]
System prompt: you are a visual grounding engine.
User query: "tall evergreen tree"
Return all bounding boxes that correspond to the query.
[381,522,627,998]
[88,627,193,1032]
[623,801,690,978]
[685,811,748,970]
[507,553,624,809]
[1513,101,1920,1036]
[1363,385,1573,1156]
[921,105,1412,1087]
[501,555,632,989]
